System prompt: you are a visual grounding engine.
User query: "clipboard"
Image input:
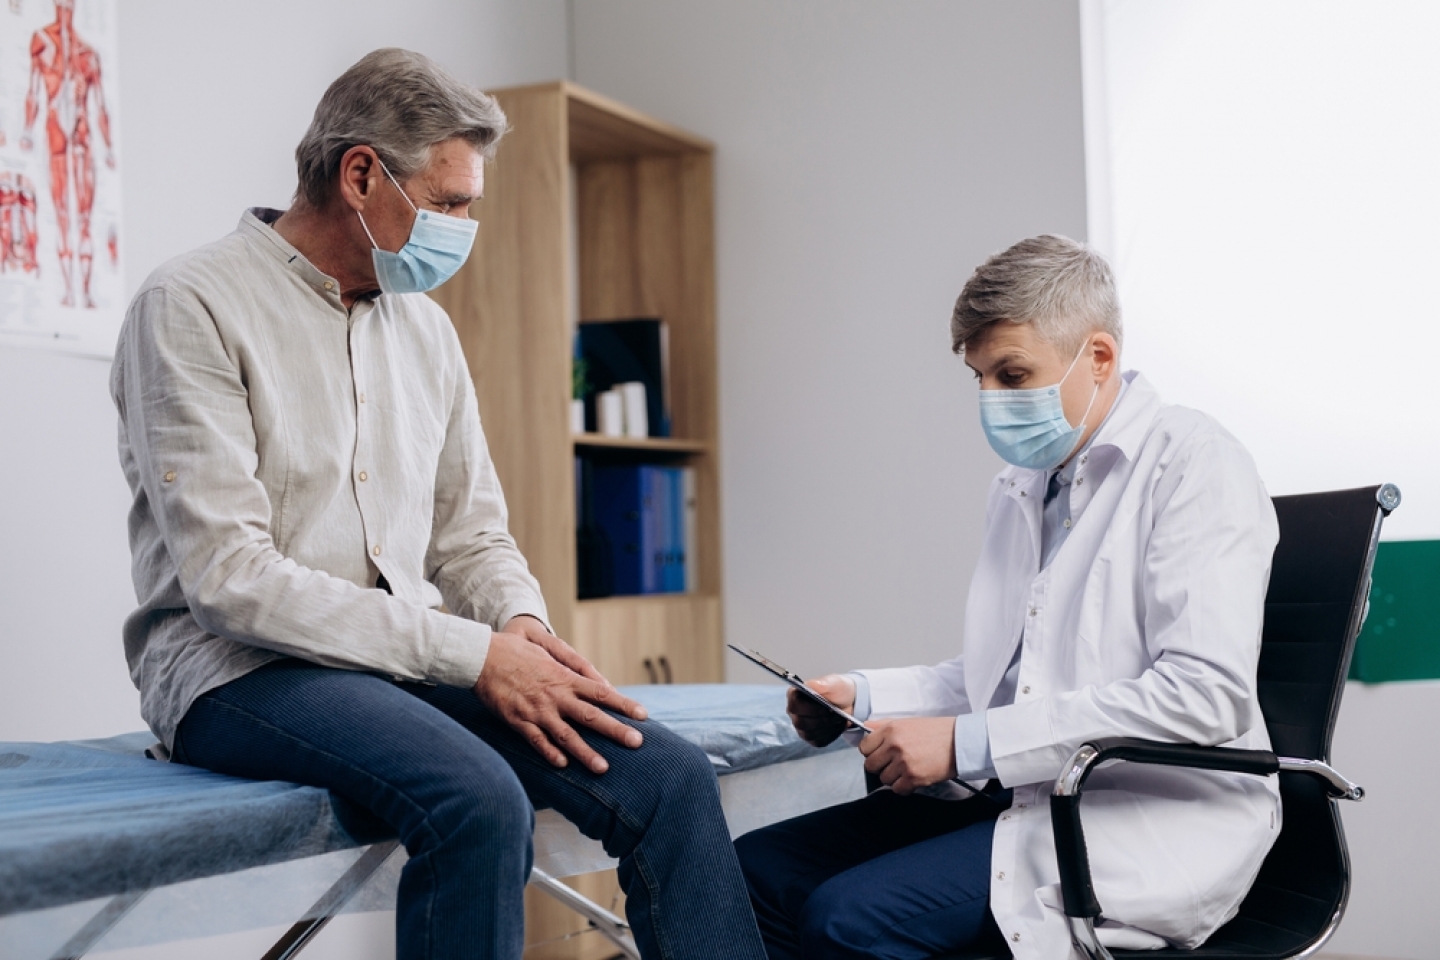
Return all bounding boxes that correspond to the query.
[727,644,873,734]
[727,644,998,802]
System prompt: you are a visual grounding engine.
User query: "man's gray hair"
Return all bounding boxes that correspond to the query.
[950,234,1122,356]
[294,48,508,208]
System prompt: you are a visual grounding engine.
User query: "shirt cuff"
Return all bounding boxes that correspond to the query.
[953,710,997,781]
[846,671,872,721]
[428,614,492,689]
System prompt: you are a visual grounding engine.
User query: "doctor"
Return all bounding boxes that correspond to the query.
[735,235,1281,960]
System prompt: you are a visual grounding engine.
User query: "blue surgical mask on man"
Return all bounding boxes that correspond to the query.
[355,158,478,294]
[977,341,1098,470]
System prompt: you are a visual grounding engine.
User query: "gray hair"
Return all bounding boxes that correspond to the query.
[294,48,508,208]
[950,234,1122,357]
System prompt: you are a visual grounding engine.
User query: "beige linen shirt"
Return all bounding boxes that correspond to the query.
[111,208,547,749]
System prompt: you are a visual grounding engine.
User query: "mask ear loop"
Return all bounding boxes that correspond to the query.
[355,155,417,251]
[1064,341,1101,431]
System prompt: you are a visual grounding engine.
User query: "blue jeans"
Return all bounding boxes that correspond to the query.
[172,659,766,960]
[734,788,1009,960]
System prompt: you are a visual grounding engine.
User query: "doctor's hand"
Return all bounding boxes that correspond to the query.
[859,718,958,795]
[474,627,647,775]
[787,674,856,747]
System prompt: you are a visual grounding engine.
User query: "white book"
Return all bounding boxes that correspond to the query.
[597,389,625,437]
[619,381,648,438]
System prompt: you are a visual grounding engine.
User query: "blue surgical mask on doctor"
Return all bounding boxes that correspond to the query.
[355,158,478,295]
[977,341,1099,470]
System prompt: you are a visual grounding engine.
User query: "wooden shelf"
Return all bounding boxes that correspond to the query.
[576,591,718,609]
[430,83,720,960]
[572,433,709,454]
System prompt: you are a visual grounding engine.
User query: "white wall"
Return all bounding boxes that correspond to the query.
[0,3,568,957]
[572,0,1089,680]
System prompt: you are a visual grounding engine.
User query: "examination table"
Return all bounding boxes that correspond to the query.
[0,683,864,959]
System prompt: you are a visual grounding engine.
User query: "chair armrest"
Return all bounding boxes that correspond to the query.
[1049,739,1279,921]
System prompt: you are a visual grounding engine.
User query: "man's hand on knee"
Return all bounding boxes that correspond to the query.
[474,629,647,773]
[500,615,631,700]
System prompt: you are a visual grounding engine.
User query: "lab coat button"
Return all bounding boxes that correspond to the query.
[358,471,368,482]
[1028,607,1037,617]
[1021,685,1031,695]
[324,281,335,291]
[163,471,176,483]
[372,545,381,557]
[1012,933,1021,943]
[997,871,1006,880]
[1063,518,1072,529]
[1076,477,1085,487]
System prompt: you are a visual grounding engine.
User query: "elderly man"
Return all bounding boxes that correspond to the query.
[735,235,1281,959]
[111,49,765,960]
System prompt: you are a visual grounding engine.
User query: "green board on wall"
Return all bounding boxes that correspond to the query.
[1350,539,1440,683]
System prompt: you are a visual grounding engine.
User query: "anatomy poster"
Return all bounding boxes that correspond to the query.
[0,0,122,358]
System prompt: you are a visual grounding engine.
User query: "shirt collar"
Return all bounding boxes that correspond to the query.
[1085,370,1160,466]
[238,207,348,306]
[998,370,1159,496]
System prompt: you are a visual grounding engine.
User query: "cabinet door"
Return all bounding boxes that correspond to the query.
[571,595,722,687]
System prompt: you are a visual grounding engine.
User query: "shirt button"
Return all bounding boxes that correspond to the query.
[1080,454,1088,464]
[359,393,366,403]
[997,871,1006,880]
[1022,685,1031,695]
[1062,518,1072,529]
[163,470,176,483]
[1075,477,1085,487]
[358,471,368,482]
[372,545,381,557]
[1028,607,1037,617]
[1020,490,1027,498]
[1012,933,1021,943]
[1001,814,1011,821]
[323,281,335,291]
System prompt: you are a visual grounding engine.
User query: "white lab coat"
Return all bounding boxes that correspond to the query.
[860,372,1281,959]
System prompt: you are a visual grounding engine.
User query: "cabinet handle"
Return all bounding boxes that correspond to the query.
[658,656,673,684]
[642,658,659,684]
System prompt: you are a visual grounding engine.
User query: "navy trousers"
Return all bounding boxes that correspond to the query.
[735,787,1010,960]
[173,659,766,960]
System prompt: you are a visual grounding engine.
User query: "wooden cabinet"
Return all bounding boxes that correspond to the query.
[429,81,723,960]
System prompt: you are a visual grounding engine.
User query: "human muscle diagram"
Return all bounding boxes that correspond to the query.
[0,0,121,356]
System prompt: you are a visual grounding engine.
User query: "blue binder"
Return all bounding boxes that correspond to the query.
[592,464,671,595]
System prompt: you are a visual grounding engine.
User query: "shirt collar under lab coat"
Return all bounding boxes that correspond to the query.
[996,370,1159,507]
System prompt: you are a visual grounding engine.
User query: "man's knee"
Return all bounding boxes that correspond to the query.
[798,879,874,959]
[422,761,533,853]
[629,722,720,806]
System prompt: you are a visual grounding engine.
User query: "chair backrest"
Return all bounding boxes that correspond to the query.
[1257,485,1396,762]
[1193,485,1396,959]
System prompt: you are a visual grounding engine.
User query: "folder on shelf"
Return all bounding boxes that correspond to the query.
[590,463,680,596]
[578,318,672,438]
[575,456,615,599]
[681,466,697,593]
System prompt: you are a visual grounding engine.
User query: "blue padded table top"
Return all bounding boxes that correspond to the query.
[0,683,833,917]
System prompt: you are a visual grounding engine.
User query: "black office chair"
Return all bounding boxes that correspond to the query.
[937,483,1400,960]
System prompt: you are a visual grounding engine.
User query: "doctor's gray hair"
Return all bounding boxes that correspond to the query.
[293,48,507,208]
[950,235,1122,356]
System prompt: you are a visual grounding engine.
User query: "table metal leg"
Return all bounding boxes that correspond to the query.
[259,840,402,960]
[46,890,148,960]
[530,867,640,960]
